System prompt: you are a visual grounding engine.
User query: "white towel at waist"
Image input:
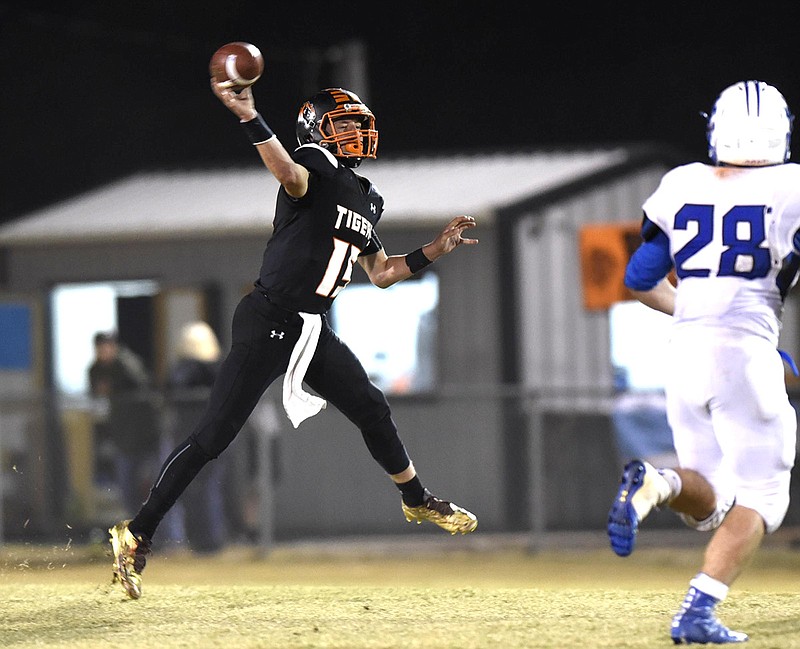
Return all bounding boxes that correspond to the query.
[282,312,327,428]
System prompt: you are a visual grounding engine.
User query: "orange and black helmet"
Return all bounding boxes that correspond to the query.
[296,88,378,167]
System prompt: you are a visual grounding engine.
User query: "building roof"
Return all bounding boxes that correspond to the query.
[0,148,637,246]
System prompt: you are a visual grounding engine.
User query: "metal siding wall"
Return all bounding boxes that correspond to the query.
[5,228,499,389]
[273,389,505,536]
[373,228,501,387]
[8,162,800,539]
[4,227,506,537]
[516,166,668,393]
[4,237,266,350]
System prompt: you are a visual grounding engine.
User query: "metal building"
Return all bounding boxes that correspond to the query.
[5,145,765,547]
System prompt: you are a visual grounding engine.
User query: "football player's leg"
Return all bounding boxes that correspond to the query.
[609,331,720,557]
[304,325,409,474]
[131,342,279,541]
[670,502,759,645]
[711,338,796,540]
[665,330,728,528]
[111,294,298,597]
[672,337,793,644]
[135,297,297,536]
[666,406,724,531]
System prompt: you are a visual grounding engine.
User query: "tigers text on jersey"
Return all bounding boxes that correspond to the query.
[256,144,384,313]
[643,162,800,344]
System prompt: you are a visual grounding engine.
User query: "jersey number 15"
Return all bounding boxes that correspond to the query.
[316,237,362,298]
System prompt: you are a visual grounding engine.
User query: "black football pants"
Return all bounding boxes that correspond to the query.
[132,289,410,539]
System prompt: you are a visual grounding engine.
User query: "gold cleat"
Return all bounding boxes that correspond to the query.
[109,520,151,599]
[402,489,478,535]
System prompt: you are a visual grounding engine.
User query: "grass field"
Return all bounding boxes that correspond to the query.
[1,533,800,648]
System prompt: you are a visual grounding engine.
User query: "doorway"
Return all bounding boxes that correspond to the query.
[50,280,159,395]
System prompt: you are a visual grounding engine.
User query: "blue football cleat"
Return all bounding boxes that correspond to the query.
[607,459,672,557]
[671,588,748,644]
[607,460,647,557]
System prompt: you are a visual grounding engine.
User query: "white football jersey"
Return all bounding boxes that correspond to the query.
[643,162,800,344]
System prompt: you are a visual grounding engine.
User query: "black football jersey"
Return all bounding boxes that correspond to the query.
[255,144,385,313]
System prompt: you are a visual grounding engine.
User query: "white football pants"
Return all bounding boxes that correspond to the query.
[665,326,796,533]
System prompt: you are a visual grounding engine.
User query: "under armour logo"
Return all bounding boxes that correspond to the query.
[370,203,376,214]
[270,330,285,339]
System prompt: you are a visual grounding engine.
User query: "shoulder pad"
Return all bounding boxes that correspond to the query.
[292,144,338,176]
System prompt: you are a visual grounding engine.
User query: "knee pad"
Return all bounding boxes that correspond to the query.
[679,496,735,531]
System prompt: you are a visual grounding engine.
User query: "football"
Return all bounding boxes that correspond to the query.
[209,42,264,89]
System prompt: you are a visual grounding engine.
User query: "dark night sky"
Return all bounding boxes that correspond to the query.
[3,2,800,225]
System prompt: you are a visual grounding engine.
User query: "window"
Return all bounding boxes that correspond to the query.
[0,303,32,370]
[609,300,671,392]
[50,280,158,394]
[330,274,439,395]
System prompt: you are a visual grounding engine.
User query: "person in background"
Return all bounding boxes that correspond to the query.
[88,331,159,513]
[607,80,800,644]
[163,321,228,553]
[109,77,478,599]
[610,365,677,470]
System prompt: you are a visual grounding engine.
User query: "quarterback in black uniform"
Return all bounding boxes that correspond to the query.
[109,81,478,599]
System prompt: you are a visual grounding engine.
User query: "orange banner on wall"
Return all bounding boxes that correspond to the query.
[578,221,642,310]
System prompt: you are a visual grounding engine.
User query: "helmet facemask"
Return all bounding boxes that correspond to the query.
[296,88,379,167]
[707,80,793,167]
[319,108,378,164]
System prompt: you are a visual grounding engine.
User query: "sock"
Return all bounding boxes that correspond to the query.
[658,468,682,502]
[397,475,426,506]
[689,572,729,602]
[631,461,673,521]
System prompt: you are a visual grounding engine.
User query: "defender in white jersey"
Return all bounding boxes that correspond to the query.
[607,80,800,644]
